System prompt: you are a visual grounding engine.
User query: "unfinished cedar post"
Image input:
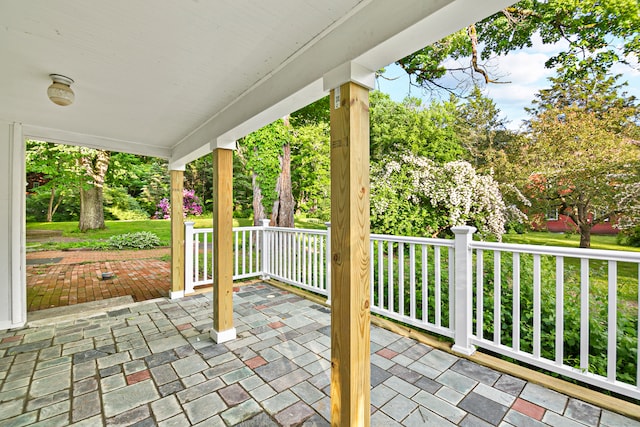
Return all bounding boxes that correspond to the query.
[170,169,185,299]
[328,77,372,426]
[211,148,236,343]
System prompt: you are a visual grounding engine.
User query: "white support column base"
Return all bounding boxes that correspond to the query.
[451,344,476,356]
[210,327,237,344]
[169,290,185,300]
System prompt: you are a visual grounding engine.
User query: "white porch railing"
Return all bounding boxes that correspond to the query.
[184,222,640,400]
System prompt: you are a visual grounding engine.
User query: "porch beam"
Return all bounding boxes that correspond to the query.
[329,81,371,426]
[211,148,236,343]
[170,169,185,299]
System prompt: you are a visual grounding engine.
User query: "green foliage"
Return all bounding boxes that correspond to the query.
[291,122,331,220]
[108,231,161,250]
[370,92,464,163]
[397,0,640,91]
[371,153,518,239]
[475,252,638,384]
[239,120,290,211]
[516,73,640,247]
[26,191,80,222]
[618,226,640,248]
[104,187,149,221]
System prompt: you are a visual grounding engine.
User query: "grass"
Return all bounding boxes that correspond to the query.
[502,231,640,253]
[26,216,328,251]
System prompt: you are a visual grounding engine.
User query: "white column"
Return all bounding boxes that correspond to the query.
[451,226,477,355]
[0,122,26,329]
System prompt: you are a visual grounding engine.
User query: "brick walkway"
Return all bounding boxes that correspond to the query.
[1,282,638,426]
[26,249,171,312]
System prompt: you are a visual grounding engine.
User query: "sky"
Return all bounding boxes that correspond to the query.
[376,34,640,131]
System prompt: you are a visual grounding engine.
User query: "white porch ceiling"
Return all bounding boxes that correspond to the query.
[0,0,514,166]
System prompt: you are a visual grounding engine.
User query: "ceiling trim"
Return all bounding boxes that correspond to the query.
[23,125,172,159]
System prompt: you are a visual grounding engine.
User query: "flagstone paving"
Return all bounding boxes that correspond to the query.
[1,282,639,426]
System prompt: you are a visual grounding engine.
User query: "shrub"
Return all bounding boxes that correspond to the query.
[104,187,150,220]
[108,232,161,249]
[617,225,640,247]
[153,189,203,219]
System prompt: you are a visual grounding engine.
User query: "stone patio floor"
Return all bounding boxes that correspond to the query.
[1,282,639,426]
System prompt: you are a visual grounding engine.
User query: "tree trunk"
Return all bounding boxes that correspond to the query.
[271,141,295,227]
[79,186,105,231]
[47,187,62,222]
[78,150,110,231]
[579,225,591,248]
[252,172,266,226]
[569,203,592,249]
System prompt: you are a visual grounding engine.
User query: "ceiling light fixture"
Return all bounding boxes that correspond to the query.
[47,74,75,106]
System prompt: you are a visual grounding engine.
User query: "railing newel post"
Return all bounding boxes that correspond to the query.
[183,221,195,295]
[260,219,271,280]
[451,225,476,355]
[324,222,331,305]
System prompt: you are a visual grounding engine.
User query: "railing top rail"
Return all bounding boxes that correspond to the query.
[189,226,264,233]
[471,241,640,263]
[262,226,327,236]
[370,233,454,247]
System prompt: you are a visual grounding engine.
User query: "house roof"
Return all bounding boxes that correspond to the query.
[0,0,513,167]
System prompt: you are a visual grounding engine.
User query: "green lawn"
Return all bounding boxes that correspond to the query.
[502,231,640,252]
[26,216,327,251]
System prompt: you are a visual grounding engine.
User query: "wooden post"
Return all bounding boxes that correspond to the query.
[211,148,236,343]
[329,82,371,426]
[170,169,185,299]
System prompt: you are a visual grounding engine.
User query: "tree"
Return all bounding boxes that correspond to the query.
[270,116,295,228]
[518,74,639,248]
[369,91,464,163]
[455,86,512,170]
[396,0,639,93]
[78,148,110,231]
[290,122,330,220]
[237,120,287,225]
[25,141,79,222]
[371,152,522,239]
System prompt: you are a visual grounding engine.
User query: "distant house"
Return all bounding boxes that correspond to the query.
[532,209,619,235]
[26,172,48,194]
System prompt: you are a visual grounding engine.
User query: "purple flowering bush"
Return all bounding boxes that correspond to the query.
[153,189,203,219]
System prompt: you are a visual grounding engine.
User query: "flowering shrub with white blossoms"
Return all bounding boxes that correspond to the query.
[371,153,525,240]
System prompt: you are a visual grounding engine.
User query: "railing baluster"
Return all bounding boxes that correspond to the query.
[580,258,590,371]
[494,251,501,345]
[195,233,200,284]
[314,235,319,290]
[555,256,564,365]
[399,242,405,316]
[242,230,247,276]
[378,240,384,309]
[513,252,520,352]
[449,246,455,330]
[435,246,441,327]
[302,234,307,286]
[388,241,394,313]
[318,236,324,292]
[476,249,484,339]
[422,245,428,323]
[370,239,375,307]
[533,254,541,359]
[608,260,617,382]
[410,244,416,320]
[234,230,239,276]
